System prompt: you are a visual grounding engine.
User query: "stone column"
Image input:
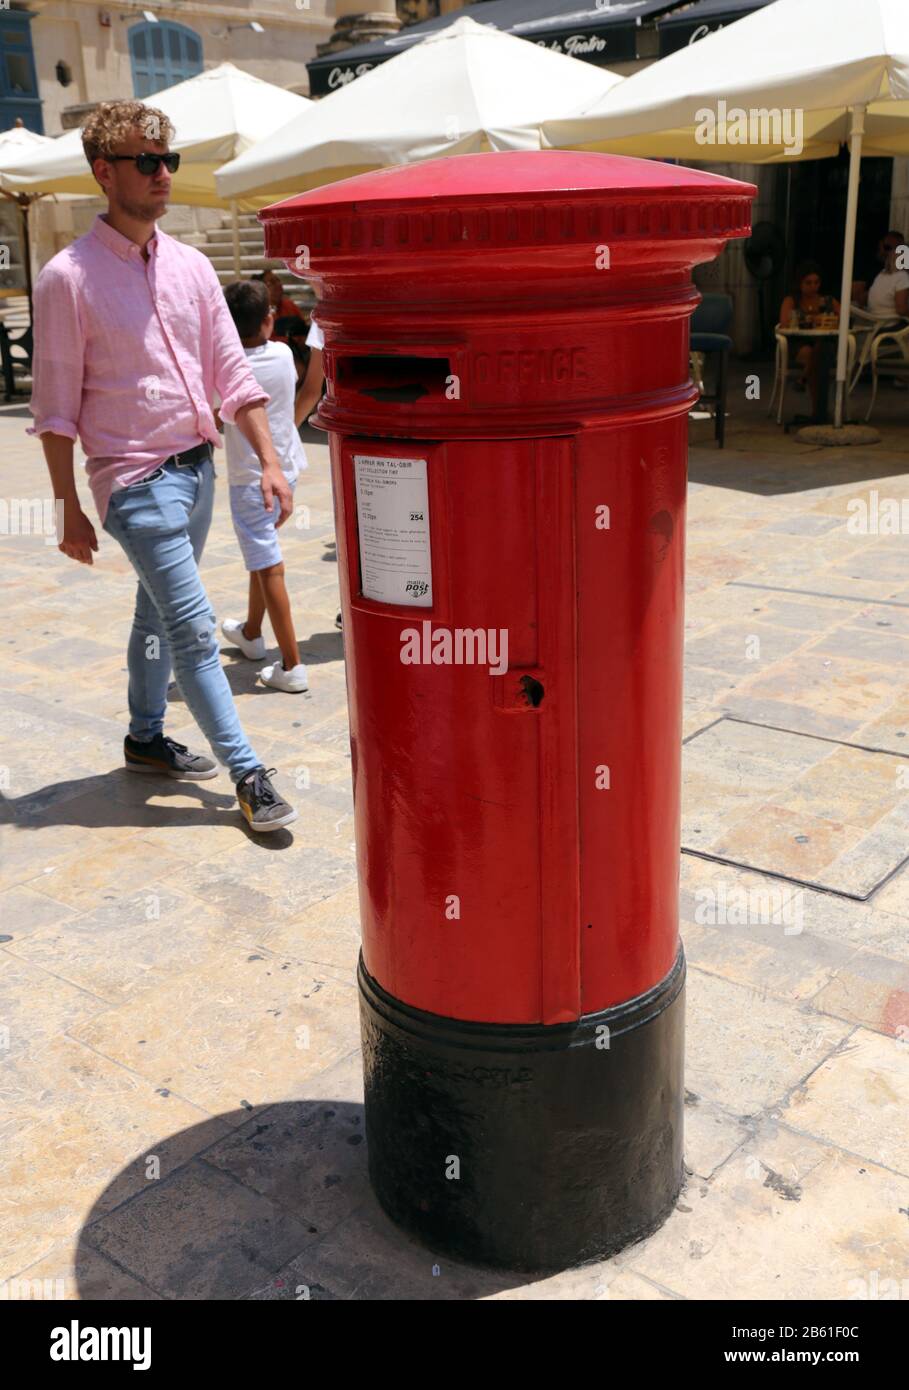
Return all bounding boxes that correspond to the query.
[335,0,397,13]
[317,0,402,56]
[691,161,775,356]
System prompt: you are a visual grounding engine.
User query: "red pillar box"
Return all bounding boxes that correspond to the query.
[261,152,754,1272]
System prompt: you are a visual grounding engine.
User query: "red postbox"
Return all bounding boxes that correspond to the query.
[261,152,754,1272]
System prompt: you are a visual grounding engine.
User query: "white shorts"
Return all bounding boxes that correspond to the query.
[229,478,296,572]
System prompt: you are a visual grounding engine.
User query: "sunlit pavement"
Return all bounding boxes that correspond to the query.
[1,381,907,1300]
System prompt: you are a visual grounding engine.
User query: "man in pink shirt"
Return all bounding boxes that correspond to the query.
[30,99,297,833]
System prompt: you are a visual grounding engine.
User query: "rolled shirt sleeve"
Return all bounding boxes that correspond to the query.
[28,262,84,441]
[202,259,269,423]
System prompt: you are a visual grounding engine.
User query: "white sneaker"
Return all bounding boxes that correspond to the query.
[258,661,309,693]
[221,618,266,661]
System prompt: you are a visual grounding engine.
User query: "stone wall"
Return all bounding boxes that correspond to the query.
[28,194,237,275]
[28,0,333,135]
[692,162,776,357]
[400,0,481,21]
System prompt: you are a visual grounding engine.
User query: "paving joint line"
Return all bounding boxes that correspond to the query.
[768,1114,909,1183]
[729,580,909,609]
[15,1240,170,1302]
[682,715,909,901]
[680,847,882,903]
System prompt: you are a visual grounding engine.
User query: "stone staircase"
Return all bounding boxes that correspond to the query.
[0,210,316,399]
[178,208,315,312]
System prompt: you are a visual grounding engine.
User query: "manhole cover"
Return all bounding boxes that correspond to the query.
[682,717,909,898]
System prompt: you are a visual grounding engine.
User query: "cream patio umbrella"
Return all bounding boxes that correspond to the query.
[0,123,53,158]
[216,15,624,204]
[542,0,909,428]
[0,123,56,324]
[0,64,311,275]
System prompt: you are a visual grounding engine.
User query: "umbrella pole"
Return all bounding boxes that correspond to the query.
[19,195,33,330]
[0,189,34,328]
[230,200,241,279]
[835,105,865,429]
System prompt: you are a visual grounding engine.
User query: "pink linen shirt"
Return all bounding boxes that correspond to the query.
[28,213,269,522]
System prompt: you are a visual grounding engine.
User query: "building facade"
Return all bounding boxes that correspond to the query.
[0,0,337,279]
[3,0,334,138]
[2,1,907,355]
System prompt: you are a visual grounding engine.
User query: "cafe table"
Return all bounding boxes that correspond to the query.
[777,325,842,429]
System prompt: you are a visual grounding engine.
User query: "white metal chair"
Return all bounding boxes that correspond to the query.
[768,325,856,425]
[768,328,801,423]
[865,318,909,420]
[847,307,901,393]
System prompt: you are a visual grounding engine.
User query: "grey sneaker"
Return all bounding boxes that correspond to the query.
[124,734,218,781]
[236,766,298,833]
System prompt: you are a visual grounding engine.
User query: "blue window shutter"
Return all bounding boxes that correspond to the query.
[128,20,203,98]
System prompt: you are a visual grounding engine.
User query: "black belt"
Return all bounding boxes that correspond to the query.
[165,441,213,469]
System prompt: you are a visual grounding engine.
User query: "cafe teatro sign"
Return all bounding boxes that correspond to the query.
[327,62,376,90]
[311,10,638,95]
[534,33,608,56]
[688,23,724,44]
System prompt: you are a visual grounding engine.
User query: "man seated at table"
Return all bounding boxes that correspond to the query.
[852,231,909,318]
[851,233,909,392]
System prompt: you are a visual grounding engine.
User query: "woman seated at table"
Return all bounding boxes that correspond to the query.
[779,261,840,403]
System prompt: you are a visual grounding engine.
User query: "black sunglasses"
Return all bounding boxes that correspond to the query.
[107,152,181,176]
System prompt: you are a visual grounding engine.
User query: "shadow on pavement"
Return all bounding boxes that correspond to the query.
[74,1100,519,1300]
[689,447,909,496]
[167,629,342,705]
[0,772,295,847]
[688,359,909,495]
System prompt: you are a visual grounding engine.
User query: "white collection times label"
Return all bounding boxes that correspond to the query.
[354,454,433,606]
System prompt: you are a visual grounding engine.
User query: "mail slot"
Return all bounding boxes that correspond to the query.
[336,353,453,403]
[261,151,755,1271]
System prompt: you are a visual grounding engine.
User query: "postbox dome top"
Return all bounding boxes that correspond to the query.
[265,150,753,211]
[259,150,754,261]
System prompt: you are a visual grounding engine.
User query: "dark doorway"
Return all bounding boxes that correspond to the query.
[783,148,893,303]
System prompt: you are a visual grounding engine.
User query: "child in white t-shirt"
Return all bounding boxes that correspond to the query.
[219,279,308,693]
[293,318,325,428]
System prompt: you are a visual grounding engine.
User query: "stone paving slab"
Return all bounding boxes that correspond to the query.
[683,721,909,894]
[680,852,909,969]
[82,1159,321,1302]
[68,948,357,1118]
[779,1028,909,1174]
[2,404,908,1300]
[1,1031,229,1275]
[625,1122,908,1301]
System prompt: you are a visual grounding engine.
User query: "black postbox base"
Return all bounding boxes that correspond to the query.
[358,948,685,1274]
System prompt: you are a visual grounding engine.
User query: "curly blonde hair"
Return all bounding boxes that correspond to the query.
[82,100,175,168]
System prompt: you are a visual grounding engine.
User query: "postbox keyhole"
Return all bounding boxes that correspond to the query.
[520,675,545,708]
